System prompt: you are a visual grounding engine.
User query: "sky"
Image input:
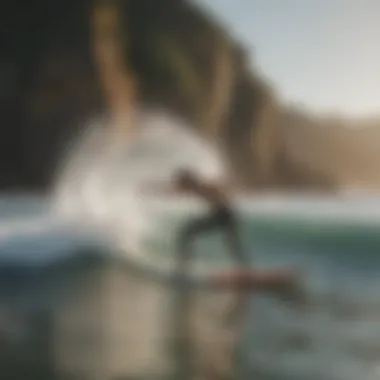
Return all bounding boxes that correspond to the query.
[194,0,380,117]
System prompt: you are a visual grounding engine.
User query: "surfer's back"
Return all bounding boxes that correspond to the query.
[174,169,230,208]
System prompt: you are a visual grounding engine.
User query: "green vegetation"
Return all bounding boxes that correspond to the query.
[154,34,205,103]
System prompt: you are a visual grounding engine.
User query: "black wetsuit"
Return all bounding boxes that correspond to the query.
[178,203,246,268]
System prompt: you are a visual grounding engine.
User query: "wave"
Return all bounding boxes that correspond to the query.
[53,110,227,271]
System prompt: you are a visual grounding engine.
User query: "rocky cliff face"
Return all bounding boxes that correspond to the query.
[1,0,103,190]
[0,0,336,191]
[280,109,380,191]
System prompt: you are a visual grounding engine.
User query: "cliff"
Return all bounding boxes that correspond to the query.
[0,0,355,192]
[279,108,380,192]
[1,0,103,189]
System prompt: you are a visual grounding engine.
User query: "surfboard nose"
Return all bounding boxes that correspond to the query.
[208,268,309,308]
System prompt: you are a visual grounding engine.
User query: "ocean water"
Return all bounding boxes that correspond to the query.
[2,195,380,380]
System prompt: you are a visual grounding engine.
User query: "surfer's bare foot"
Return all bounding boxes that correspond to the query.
[278,279,308,309]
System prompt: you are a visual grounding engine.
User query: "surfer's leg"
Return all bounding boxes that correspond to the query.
[223,222,250,325]
[177,215,220,271]
[220,210,247,268]
[217,210,250,326]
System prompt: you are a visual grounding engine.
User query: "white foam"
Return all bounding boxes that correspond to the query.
[53,110,227,270]
[0,216,62,241]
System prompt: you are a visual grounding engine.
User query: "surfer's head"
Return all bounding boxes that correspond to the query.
[174,168,199,191]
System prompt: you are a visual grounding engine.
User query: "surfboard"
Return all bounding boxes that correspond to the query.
[117,250,304,303]
[207,268,298,291]
[198,267,306,308]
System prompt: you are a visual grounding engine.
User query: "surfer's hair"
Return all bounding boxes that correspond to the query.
[174,167,198,187]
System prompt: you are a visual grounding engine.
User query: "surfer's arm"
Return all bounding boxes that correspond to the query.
[139,180,174,195]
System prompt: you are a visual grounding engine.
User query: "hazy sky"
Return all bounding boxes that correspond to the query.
[194,0,380,116]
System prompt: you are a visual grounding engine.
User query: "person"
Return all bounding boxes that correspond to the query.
[173,168,247,272]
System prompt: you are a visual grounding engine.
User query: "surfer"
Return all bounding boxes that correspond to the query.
[172,168,249,325]
[173,168,247,272]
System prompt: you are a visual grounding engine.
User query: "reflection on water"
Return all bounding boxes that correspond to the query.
[242,232,380,380]
[1,196,380,379]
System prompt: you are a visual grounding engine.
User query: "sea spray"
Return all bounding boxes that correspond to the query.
[54,109,228,269]
[53,110,243,378]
